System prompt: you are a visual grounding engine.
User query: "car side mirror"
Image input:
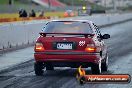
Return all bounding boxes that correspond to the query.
[102,34,110,39]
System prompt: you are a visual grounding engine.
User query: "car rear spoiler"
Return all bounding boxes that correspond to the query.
[39,32,94,38]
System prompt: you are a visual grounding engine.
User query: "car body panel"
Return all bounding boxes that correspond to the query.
[37,37,95,50]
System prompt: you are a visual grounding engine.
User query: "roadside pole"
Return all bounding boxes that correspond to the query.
[48,0,51,10]
[113,0,117,12]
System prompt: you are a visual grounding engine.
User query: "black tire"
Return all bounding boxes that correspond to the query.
[34,62,44,76]
[101,55,108,71]
[91,63,101,74]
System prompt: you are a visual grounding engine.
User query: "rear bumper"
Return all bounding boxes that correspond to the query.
[43,62,96,68]
[34,52,101,64]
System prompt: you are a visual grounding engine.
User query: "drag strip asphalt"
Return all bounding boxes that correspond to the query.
[0,21,132,88]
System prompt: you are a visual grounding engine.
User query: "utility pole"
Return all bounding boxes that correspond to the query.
[72,0,74,10]
[104,0,106,10]
[112,0,117,12]
[83,0,85,6]
[48,0,51,10]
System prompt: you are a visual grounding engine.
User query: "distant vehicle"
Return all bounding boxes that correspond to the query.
[78,9,91,16]
[64,10,74,17]
[34,20,110,75]
[78,9,106,16]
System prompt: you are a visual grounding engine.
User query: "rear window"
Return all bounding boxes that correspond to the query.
[43,21,93,34]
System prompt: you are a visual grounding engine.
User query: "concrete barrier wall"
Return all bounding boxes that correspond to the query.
[0,13,132,50]
[0,22,47,49]
[75,13,132,26]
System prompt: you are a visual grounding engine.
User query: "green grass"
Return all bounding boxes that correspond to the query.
[0,0,9,4]
[0,0,29,5]
[59,0,87,6]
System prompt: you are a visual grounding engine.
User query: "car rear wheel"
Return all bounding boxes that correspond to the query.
[34,62,44,76]
[91,62,102,74]
[101,55,108,71]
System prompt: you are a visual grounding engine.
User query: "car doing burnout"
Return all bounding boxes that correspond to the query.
[34,20,110,75]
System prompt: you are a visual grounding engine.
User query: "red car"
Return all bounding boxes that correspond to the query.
[64,10,75,17]
[34,20,110,75]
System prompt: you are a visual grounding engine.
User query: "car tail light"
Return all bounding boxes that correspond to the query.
[85,44,96,53]
[64,12,68,17]
[35,43,45,52]
[85,47,96,52]
[70,12,74,17]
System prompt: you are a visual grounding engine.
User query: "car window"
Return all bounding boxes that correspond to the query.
[44,21,93,34]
